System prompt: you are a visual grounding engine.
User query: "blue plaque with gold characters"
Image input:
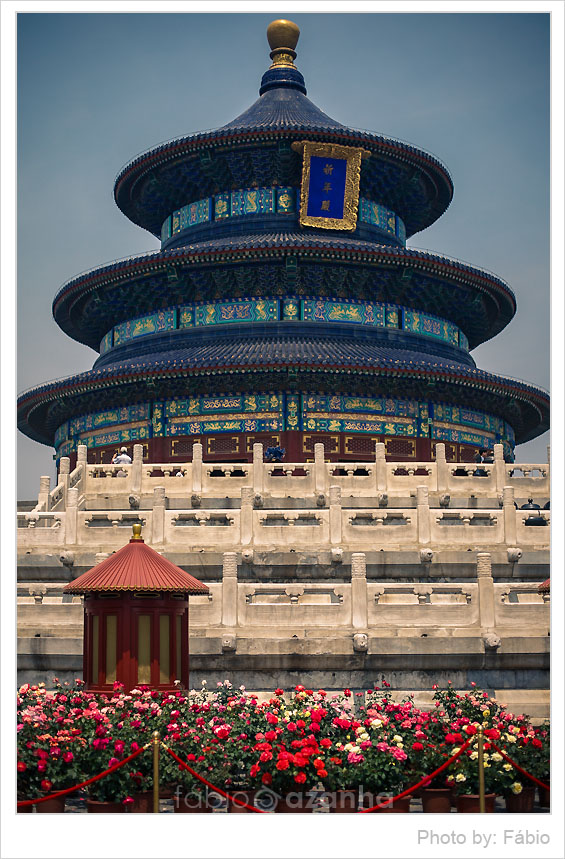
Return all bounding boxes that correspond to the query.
[293,141,368,231]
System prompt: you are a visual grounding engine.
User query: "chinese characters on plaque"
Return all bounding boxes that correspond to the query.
[294,142,368,231]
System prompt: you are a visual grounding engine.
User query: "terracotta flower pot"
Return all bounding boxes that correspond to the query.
[505,786,535,813]
[329,790,358,813]
[538,784,550,808]
[373,796,411,813]
[86,799,125,813]
[421,788,453,813]
[228,790,257,813]
[130,790,154,813]
[35,796,66,813]
[455,793,496,813]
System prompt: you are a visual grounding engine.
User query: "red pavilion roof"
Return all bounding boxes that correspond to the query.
[63,532,209,594]
[538,578,550,593]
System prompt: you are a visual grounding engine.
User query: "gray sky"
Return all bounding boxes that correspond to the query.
[16,11,551,499]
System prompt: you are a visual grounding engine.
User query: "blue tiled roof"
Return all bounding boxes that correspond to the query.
[54,233,515,305]
[17,332,550,447]
[98,338,470,374]
[219,85,346,133]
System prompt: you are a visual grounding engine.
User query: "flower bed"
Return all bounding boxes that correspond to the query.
[17,679,549,811]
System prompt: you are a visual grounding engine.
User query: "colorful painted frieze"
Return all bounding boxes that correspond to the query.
[165,394,283,419]
[385,307,399,328]
[99,330,113,354]
[403,309,458,346]
[80,424,151,448]
[193,299,278,326]
[55,422,69,446]
[459,330,470,352]
[358,198,401,238]
[68,404,150,437]
[231,189,275,216]
[303,416,418,435]
[168,417,284,436]
[178,305,194,328]
[302,299,386,327]
[282,298,300,320]
[114,309,176,345]
[276,187,295,212]
[285,394,300,430]
[214,193,230,220]
[56,440,74,457]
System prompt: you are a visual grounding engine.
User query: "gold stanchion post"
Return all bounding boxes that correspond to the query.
[152,731,160,813]
[477,725,485,813]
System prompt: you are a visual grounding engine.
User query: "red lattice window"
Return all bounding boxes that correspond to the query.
[459,445,479,463]
[171,439,200,459]
[303,434,339,456]
[246,434,281,453]
[206,435,240,455]
[345,435,379,455]
[385,438,415,458]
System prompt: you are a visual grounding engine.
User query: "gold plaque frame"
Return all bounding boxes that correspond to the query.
[294,141,366,231]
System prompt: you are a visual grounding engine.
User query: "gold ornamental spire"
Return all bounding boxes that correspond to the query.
[267,19,300,68]
[131,522,143,541]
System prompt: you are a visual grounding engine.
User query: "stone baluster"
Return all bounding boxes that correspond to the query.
[329,485,342,545]
[477,552,496,631]
[375,442,387,492]
[494,443,505,493]
[75,444,88,492]
[314,443,326,495]
[240,487,254,546]
[192,443,203,494]
[222,552,238,627]
[131,443,143,495]
[152,487,166,543]
[351,552,368,630]
[59,457,70,507]
[502,486,517,545]
[65,487,78,545]
[435,443,448,493]
[417,485,431,545]
[37,475,51,511]
[253,443,264,495]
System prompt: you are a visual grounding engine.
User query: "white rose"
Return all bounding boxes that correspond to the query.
[455,773,466,782]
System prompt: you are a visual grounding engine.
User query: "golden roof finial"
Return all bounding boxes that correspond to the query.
[267,19,300,69]
[131,522,143,541]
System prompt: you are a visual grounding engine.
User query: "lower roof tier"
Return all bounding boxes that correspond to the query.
[18,335,549,448]
[52,233,516,351]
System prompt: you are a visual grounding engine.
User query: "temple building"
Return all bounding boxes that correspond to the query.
[16,21,550,715]
[17,20,548,468]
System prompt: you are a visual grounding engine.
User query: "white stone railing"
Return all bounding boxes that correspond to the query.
[69,442,550,506]
[185,551,549,638]
[16,499,550,552]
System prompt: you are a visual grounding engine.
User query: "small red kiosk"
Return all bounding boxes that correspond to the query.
[63,524,208,692]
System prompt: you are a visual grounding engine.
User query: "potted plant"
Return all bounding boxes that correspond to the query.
[447,731,501,813]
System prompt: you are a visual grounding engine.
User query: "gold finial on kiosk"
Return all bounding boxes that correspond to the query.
[131,522,143,541]
[267,19,300,68]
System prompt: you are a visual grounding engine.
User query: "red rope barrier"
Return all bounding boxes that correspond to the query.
[487,741,550,791]
[165,746,266,812]
[359,737,473,813]
[17,744,148,807]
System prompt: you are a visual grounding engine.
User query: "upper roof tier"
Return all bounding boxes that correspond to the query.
[114,21,453,240]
